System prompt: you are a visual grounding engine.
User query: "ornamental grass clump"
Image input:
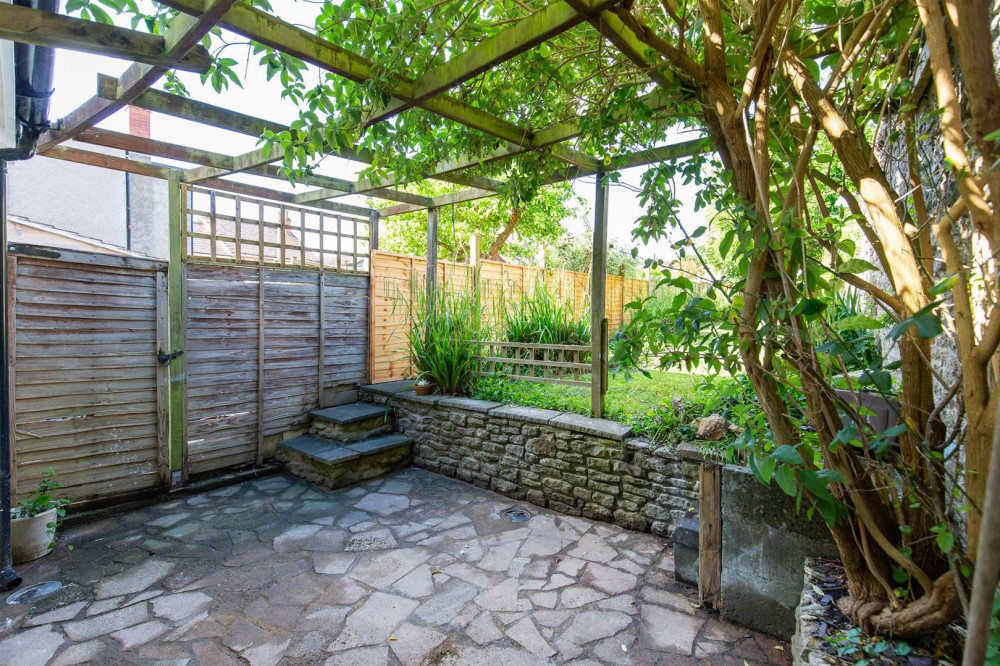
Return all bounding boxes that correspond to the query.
[497,278,589,346]
[404,280,484,396]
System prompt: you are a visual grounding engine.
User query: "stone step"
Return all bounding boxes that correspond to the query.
[277,433,412,491]
[309,402,392,443]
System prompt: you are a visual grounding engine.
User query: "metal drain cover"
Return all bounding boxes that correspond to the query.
[501,508,531,523]
[6,581,62,605]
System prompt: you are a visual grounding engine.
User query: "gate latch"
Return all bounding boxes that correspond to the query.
[157,350,184,366]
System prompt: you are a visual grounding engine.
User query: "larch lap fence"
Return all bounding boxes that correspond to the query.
[5,185,372,505]
[6,246,169,504]
[369,249,648,383]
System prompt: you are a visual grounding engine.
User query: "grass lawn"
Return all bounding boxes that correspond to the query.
[472,369,703,442]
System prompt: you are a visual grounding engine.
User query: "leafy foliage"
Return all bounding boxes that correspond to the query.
[496,278,589,347]
[403,283,483,396]
[381,182,582,264]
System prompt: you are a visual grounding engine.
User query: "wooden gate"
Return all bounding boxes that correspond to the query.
[7,245,169,505]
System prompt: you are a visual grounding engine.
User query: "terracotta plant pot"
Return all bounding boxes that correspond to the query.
[414,383,434,396]
[11,507,57,564]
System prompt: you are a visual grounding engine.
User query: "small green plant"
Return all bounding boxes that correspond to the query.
[825,627,913,665]
[404,279,484,396]
[14,468,70,550]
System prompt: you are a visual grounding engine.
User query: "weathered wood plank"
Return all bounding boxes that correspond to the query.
[0,4,212,72]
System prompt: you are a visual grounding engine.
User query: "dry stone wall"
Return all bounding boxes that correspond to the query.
[360,382,701,538]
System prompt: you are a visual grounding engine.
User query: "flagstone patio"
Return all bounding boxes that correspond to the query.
[0,469,791,665]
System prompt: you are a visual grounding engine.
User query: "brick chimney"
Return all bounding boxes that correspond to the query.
[128,106,151,138]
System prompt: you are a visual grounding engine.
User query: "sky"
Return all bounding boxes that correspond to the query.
[39,0,705,263]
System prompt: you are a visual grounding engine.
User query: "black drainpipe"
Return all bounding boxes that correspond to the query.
[0,161,21,591]
[0,0,59,591]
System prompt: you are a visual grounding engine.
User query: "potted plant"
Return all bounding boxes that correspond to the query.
[11,468,69,563]
[413,377,435,396]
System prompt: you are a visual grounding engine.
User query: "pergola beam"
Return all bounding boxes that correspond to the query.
[126,87,503,195]
[379,186,496,217]
[366,0,621,126]
[0,4,212,73]
[157,0,538,150]
[183,146,274,183]
[37,0,237,151]
[38,145,376,217]
[74,126,437,208]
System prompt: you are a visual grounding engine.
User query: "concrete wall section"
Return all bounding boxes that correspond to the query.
[360,383,701,538]
[720,465,838,638]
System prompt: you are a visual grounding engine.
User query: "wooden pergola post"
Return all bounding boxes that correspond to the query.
[166,172,188,488]
[426,207,439,309]
[368,209,379,250]
[591,173,608,418]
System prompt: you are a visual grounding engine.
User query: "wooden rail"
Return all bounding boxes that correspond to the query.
[474,341,591,387]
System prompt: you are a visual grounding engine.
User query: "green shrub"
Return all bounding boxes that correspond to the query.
[497,278,589,346]
[404,284,484,396]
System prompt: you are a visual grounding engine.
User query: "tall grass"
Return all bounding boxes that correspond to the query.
[496,278,590,346]
[404,279,484,396]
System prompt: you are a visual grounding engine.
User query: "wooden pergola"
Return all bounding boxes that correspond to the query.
[1,0,713,417]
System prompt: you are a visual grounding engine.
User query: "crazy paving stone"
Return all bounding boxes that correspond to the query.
[63,602,149,641]
[640,604,704,655]
[0,624,65,666]
[95,559,175,599]
[328,592,419,651]
[387,622,447,666]
[506,617,556,658]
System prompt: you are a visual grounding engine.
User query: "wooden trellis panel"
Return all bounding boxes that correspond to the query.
[369,250,649,383]
[8,247,167,504]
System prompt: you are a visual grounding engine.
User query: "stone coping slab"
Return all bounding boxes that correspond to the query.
[549,412,632,441]
[437,396,503,413]
[362,380,414,397]
[488,404,563,426]
[361,383,634,441]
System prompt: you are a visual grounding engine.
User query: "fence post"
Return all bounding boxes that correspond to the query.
[426,207,438,310]
[699,462,723,609]
[369,209,379,250]
[166,172,188,488]
[591,173,608,418]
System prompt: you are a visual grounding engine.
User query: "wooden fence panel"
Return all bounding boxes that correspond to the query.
[186,263,370,475]
[185,263,260,475]
[369,250,649,383]
[9,248,166,504]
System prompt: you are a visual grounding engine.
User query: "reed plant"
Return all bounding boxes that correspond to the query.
[403,276,484,396]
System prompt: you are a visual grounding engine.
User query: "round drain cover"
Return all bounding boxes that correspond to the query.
[6,581,62,605]
[501,508,530,523]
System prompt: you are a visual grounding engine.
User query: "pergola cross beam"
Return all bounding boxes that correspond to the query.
[365,0,621,127]
[36,0,238,151]
[0,4,213,73]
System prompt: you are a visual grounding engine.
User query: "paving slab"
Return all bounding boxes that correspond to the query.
[0,468,789,665]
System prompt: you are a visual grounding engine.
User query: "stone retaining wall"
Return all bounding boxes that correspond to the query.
[360,382,701,537]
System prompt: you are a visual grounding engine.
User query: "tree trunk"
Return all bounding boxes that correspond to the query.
[486,206,523,261]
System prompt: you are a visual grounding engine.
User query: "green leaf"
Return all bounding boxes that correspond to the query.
[936,529,955,554]
[772,445,805,466]
[838,258,879,274]
[835,315,883,331]
[927,273,959,296]
[791,298,827,317]
[775,466,798,497]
